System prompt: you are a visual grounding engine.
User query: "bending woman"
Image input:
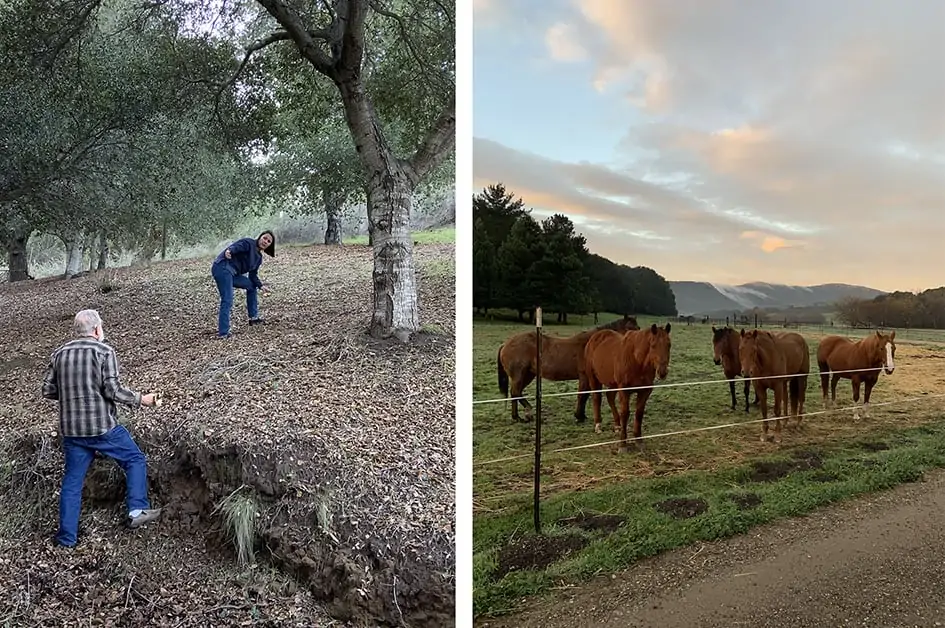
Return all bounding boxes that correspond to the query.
[211,230,275,338]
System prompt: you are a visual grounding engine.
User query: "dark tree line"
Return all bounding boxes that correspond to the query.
[836,287,945,329]
[473,183,678,321]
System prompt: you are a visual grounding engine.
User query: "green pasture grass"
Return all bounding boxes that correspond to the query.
[472,313,945,618]
[345,226,455,246]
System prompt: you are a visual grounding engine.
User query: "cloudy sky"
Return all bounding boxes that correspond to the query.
[472,0,945,292]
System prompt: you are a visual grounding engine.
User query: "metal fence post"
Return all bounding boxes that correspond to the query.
[534,306,543,534]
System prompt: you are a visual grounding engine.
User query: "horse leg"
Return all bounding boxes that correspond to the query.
[617,391,631,453]
[632,388,653,452]
[797,375,808,430]
[819,363,830,409]
[852,376,862,421]
[512,371,535,422]
[607,390,620,434]
[729,379,737,410]
[830,374,841,409]
[772,382,784,444]
[591,389,603,434]
[788,377,799,431]
[757,385,769,442]
[744,379,751,413]
[863,377,876,418]
[574,373,589,423]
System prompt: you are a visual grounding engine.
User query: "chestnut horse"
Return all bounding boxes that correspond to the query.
[496,315,640,422]
[584,323,672,452]
[711,326,758,412]
[739,329,810,443]
[817,330,896,420]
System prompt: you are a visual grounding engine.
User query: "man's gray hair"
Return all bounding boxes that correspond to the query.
[74,309,102,337]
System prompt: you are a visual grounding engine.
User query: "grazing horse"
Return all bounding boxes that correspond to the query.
[496,315,640,422]
[817,330,896,420]
[584,323,672,452]
[739,329,810,443]
[711,326,758,412]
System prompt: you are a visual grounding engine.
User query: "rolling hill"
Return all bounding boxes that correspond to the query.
[670,281,887,317]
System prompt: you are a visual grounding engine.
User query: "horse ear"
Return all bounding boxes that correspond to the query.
[890,330,896,340]
[711,326,716,332]
[664,322,671,333]
[740,328,746,337]
[650,323,658,334]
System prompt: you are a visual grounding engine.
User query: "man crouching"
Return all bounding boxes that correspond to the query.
[42,309,162,547]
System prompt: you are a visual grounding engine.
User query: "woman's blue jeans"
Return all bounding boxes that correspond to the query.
[211,260,258,336]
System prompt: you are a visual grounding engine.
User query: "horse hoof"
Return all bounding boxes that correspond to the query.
[594,425,602,434]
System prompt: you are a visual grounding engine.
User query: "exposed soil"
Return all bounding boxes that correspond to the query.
[729,492,762,510]
[0,242,455,627]
[557,513,626,533]
[493,534,590,581]
[654,497,708,519]
[746,449,823,482]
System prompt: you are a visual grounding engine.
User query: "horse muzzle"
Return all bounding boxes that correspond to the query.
[713,358,721,366]
[884,365,895,375]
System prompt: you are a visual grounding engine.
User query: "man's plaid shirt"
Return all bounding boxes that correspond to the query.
[42,338,142,438]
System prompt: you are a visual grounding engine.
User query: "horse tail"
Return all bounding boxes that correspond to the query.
[497,346,509,399]
[818,359,830,395]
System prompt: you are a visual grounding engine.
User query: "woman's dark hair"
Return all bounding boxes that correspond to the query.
[257,230,276,257]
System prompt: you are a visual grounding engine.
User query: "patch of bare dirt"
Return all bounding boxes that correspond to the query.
[493,534,590,581]
[654,497,708,519]
[0,241,455,627]
[730,492,762,510]
[557,513,626,534]
[746,449,823,482]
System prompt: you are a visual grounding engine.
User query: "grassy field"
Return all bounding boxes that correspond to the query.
[472,313,945,618]
[345,225,455,245]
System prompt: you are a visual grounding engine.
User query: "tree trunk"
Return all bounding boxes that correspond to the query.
[322,186,346,245]
[366,169,418,341]
[97,230,108,270]
[5,228,30,282]
[161,219,168,260]
[64,237,84,278]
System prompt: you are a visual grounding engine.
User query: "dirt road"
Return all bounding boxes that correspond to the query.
[477,469,945,628]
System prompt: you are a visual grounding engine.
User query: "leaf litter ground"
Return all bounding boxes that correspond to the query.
[0,242,455,627]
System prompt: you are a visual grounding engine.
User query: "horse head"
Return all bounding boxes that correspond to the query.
[711,326,734,366]
[618,315,640,332]
[647,322,672,380]
[738,328,765,378]
[872,330,897,375]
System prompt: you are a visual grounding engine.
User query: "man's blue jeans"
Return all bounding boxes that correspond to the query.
[211,260,258,336]
[57,425,150,547]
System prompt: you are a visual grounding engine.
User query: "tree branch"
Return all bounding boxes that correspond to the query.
[335,0,367,82]
[256,0,340,78]
[405,96,455,185]
[213,30,293,144]
[369,0,439,90]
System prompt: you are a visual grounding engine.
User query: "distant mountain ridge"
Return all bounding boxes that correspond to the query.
[669,281,887,317]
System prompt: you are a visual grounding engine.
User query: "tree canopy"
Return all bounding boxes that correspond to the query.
[473,183,678,321]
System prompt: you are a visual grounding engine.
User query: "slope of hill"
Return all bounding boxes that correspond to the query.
[670,281,886,316]
[0,242,455,627]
